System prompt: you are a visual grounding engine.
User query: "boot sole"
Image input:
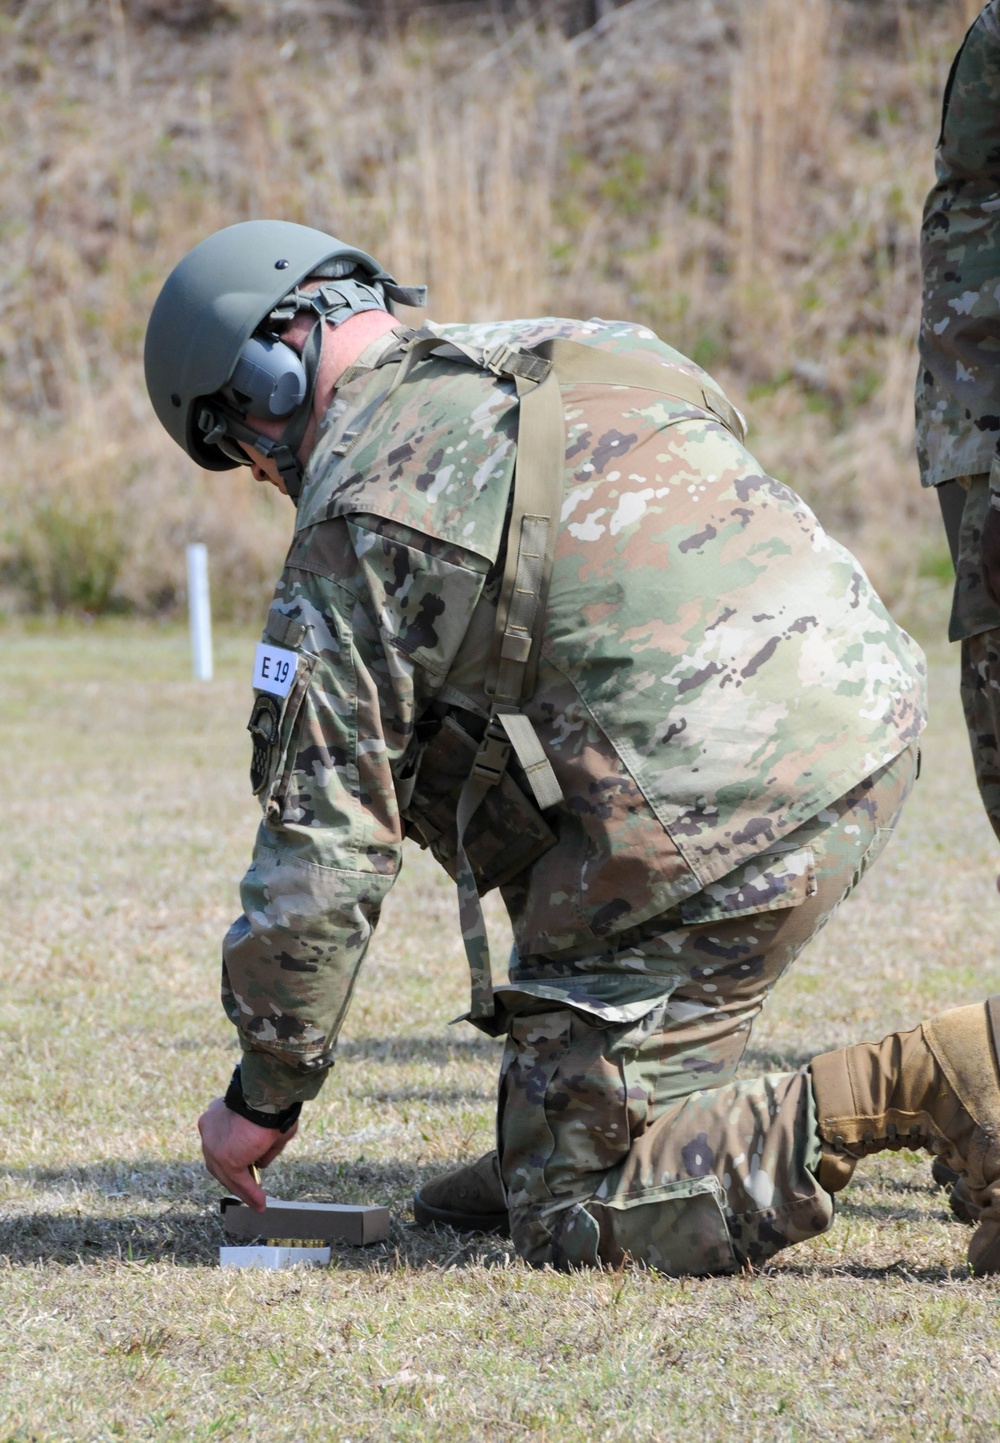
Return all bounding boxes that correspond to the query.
[412,1191,510,1237]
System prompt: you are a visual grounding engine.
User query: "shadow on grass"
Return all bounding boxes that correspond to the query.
[0,1208,514,1273]
[0,1156,515,1271]
[0,1170,974,1283]
[835,1199,953,1224]
[761,1257,969,1285]
[848,1172,942,1196]
[0,1205,222,1267]
[1,1202,977,1282]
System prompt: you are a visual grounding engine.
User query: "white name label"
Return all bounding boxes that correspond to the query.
[253,643,298,698]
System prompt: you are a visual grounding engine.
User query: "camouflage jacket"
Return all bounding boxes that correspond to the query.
[916,0,1000,487]
[223,317,927,1112]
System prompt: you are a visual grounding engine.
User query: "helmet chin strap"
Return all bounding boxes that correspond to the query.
[199,403,307,497]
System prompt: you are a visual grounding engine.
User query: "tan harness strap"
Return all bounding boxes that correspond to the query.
[487,365,566,706]
[381,329,447,400]
[377,326,744,1022]
[496,712,565,810]
[334,328,410,390]
[452,362,569,1019]
[453,759,502,1020]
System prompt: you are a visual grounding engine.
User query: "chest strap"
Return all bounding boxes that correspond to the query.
[384,328,745,1022]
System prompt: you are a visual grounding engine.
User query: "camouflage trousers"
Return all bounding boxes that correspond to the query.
[494,744,918,1274]
[961,628,1000,846]
[940,473,1000,845]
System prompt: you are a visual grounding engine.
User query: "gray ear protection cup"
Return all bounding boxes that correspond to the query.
[224,336,307,419]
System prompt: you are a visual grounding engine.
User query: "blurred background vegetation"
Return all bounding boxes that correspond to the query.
[0,0,981,621]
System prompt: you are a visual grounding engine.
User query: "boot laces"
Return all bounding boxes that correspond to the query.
[832,1120,928,1159]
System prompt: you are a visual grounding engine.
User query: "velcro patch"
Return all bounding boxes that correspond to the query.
[248,694,281,794]
[253,642,298,697]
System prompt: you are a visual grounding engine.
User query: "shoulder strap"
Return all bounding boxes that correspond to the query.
[448,357,568,1020]
[534,337,746,443]
[488,362,565,705]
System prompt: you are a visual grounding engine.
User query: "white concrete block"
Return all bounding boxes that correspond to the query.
[219,1244,331,1270]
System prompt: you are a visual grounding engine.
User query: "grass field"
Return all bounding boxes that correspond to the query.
[4,606,1000,1441]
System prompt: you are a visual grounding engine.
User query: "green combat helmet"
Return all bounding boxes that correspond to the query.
[144,219,426,499]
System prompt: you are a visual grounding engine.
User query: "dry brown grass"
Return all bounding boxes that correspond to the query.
[0,0,978,621]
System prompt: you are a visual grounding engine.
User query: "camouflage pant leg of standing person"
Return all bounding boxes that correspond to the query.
[962,627,1000,844]
[948,474,1000,846]
[496,744,919,1274]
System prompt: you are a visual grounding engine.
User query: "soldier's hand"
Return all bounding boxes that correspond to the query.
[982,502,1000,607]
[197,1096,298,1212]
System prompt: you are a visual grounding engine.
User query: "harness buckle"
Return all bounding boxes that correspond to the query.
[483,343,552,385]
[470,718,511,788]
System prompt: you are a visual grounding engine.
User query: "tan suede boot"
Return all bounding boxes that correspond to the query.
[810,998,1000,1275]
[413,1151,509,1236]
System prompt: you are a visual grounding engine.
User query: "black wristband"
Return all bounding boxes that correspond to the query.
[224,1065,302,1134]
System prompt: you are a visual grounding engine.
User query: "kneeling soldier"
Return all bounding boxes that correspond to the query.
[145,221,999,1277]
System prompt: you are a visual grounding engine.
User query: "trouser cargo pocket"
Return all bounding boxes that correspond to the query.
[499,1000,670,1267]
[544,1174,738,1275]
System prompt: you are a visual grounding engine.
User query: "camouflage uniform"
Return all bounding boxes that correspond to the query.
[224,316,926,1273]
[916,1,1000,839]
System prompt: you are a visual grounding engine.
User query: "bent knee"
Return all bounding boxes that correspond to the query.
[510,1178,741,1276]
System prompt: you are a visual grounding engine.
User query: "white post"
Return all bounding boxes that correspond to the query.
[186,543,213,682]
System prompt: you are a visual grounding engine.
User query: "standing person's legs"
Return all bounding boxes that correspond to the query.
[498,746,918,1273]
[931,475,1000,1206]
[948,474,1000,845]
[961,627,1000,846]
